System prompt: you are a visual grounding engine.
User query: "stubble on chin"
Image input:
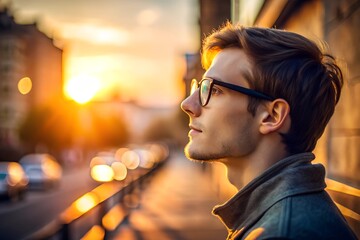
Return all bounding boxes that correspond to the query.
[184,143,206,162]
[184,142,226,162]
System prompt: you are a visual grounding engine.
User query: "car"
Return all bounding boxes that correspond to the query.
[19,154,62,190]
[0,162,28,201]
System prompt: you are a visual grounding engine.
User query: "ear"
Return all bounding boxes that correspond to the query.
[259,99,290,135]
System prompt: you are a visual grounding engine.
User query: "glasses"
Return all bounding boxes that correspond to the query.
[190,78,275,107]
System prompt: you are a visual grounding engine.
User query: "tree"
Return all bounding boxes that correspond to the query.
[18,101,130,155]
[143,108,188,147]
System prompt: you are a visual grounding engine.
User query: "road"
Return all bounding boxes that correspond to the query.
[0,165,97,240]
[0,150,229,240]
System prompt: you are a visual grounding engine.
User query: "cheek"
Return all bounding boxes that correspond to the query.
[216,103,249,134]
[204,109,241,145]
[216,108,258,152]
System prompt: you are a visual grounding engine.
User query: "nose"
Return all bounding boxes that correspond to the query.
[180,90,201,117]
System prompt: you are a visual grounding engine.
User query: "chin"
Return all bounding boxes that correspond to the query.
[184,142,216,162]
[184,142,199,160]
[184,142,193,159]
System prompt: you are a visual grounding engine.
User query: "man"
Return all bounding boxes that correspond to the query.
[181,23,357,239]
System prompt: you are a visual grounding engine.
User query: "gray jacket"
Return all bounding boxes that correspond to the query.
[213,153,357,240]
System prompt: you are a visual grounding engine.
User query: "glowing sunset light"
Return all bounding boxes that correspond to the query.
[65,74,100,104]
[11,0,199,107]
[61,23,129,46]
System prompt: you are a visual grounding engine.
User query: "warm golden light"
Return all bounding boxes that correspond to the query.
[91,165,114,182]
[81,225,105,240]
[18,77,32,95]
[115,147,129,161]
[91,182,119,202]
[75,192,98,213]
[326,178,360,197]
[65,74,100,104]
[334,202,360,221]
[121,150,140,170]
[102,205,127,231]
[7,162,28,186]
[140,151,155,169]
[41,159,62,179]
[244,227,265,240]
[111,162,127,181]
[90,156,106,168]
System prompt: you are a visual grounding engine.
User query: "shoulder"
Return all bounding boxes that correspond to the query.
[240,191,357,240]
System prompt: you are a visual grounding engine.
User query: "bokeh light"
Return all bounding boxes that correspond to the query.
[111,162,127,181]
[18,77,32,95]
[90,165,114,182]
[121,150,140,170]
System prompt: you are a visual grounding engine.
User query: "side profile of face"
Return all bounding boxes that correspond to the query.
[181,48,263,162]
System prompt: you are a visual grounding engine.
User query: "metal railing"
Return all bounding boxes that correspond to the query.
[326,178,360,237]
[29,158,167,240]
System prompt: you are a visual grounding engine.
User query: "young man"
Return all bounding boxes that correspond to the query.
[181,23,357,239]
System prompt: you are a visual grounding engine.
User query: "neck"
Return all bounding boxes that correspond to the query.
[223,142,288,190]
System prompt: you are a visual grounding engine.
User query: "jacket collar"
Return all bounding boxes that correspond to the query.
[212,153,326,232]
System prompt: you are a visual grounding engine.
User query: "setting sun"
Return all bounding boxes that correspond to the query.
[65,74,100,104]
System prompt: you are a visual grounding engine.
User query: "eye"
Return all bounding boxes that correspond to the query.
[211,86,222,95]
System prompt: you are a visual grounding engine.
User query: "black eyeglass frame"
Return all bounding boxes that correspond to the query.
[191,78,275,107]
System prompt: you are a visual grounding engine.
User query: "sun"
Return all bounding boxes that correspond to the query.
[65,74,100,104]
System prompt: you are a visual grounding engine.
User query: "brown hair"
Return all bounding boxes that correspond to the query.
[202,22,343,154]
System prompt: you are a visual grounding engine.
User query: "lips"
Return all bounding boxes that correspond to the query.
[188,125,202,137]
[189,125,202,132]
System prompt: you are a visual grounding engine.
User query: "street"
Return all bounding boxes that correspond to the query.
[0,165,97,240]
[0,151,228,240]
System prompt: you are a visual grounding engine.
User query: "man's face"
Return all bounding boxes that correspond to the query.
[181,48,261,162]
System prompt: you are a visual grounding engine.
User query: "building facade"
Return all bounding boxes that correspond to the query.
[0,8,62,157]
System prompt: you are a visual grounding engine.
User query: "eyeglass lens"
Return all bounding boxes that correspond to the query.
[200,79,211,106]
[189,79,212,106]
[190,79,198,96]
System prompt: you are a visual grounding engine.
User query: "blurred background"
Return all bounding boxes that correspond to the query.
[0,0,359,239]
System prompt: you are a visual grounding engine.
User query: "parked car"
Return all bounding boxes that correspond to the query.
[19,154,62,190]
[0,162,28,201]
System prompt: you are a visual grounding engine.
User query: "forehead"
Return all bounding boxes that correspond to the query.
[205,48,253,86]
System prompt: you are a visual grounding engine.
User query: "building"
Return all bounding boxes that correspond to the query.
[183,0,231,99]
[0,7,63,157]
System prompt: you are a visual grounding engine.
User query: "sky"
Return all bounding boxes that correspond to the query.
[2,0,200,107]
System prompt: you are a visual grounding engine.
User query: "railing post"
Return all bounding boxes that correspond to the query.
[61,223,70,240]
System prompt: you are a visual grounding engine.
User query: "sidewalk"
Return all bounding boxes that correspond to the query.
[113,151,228,240]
